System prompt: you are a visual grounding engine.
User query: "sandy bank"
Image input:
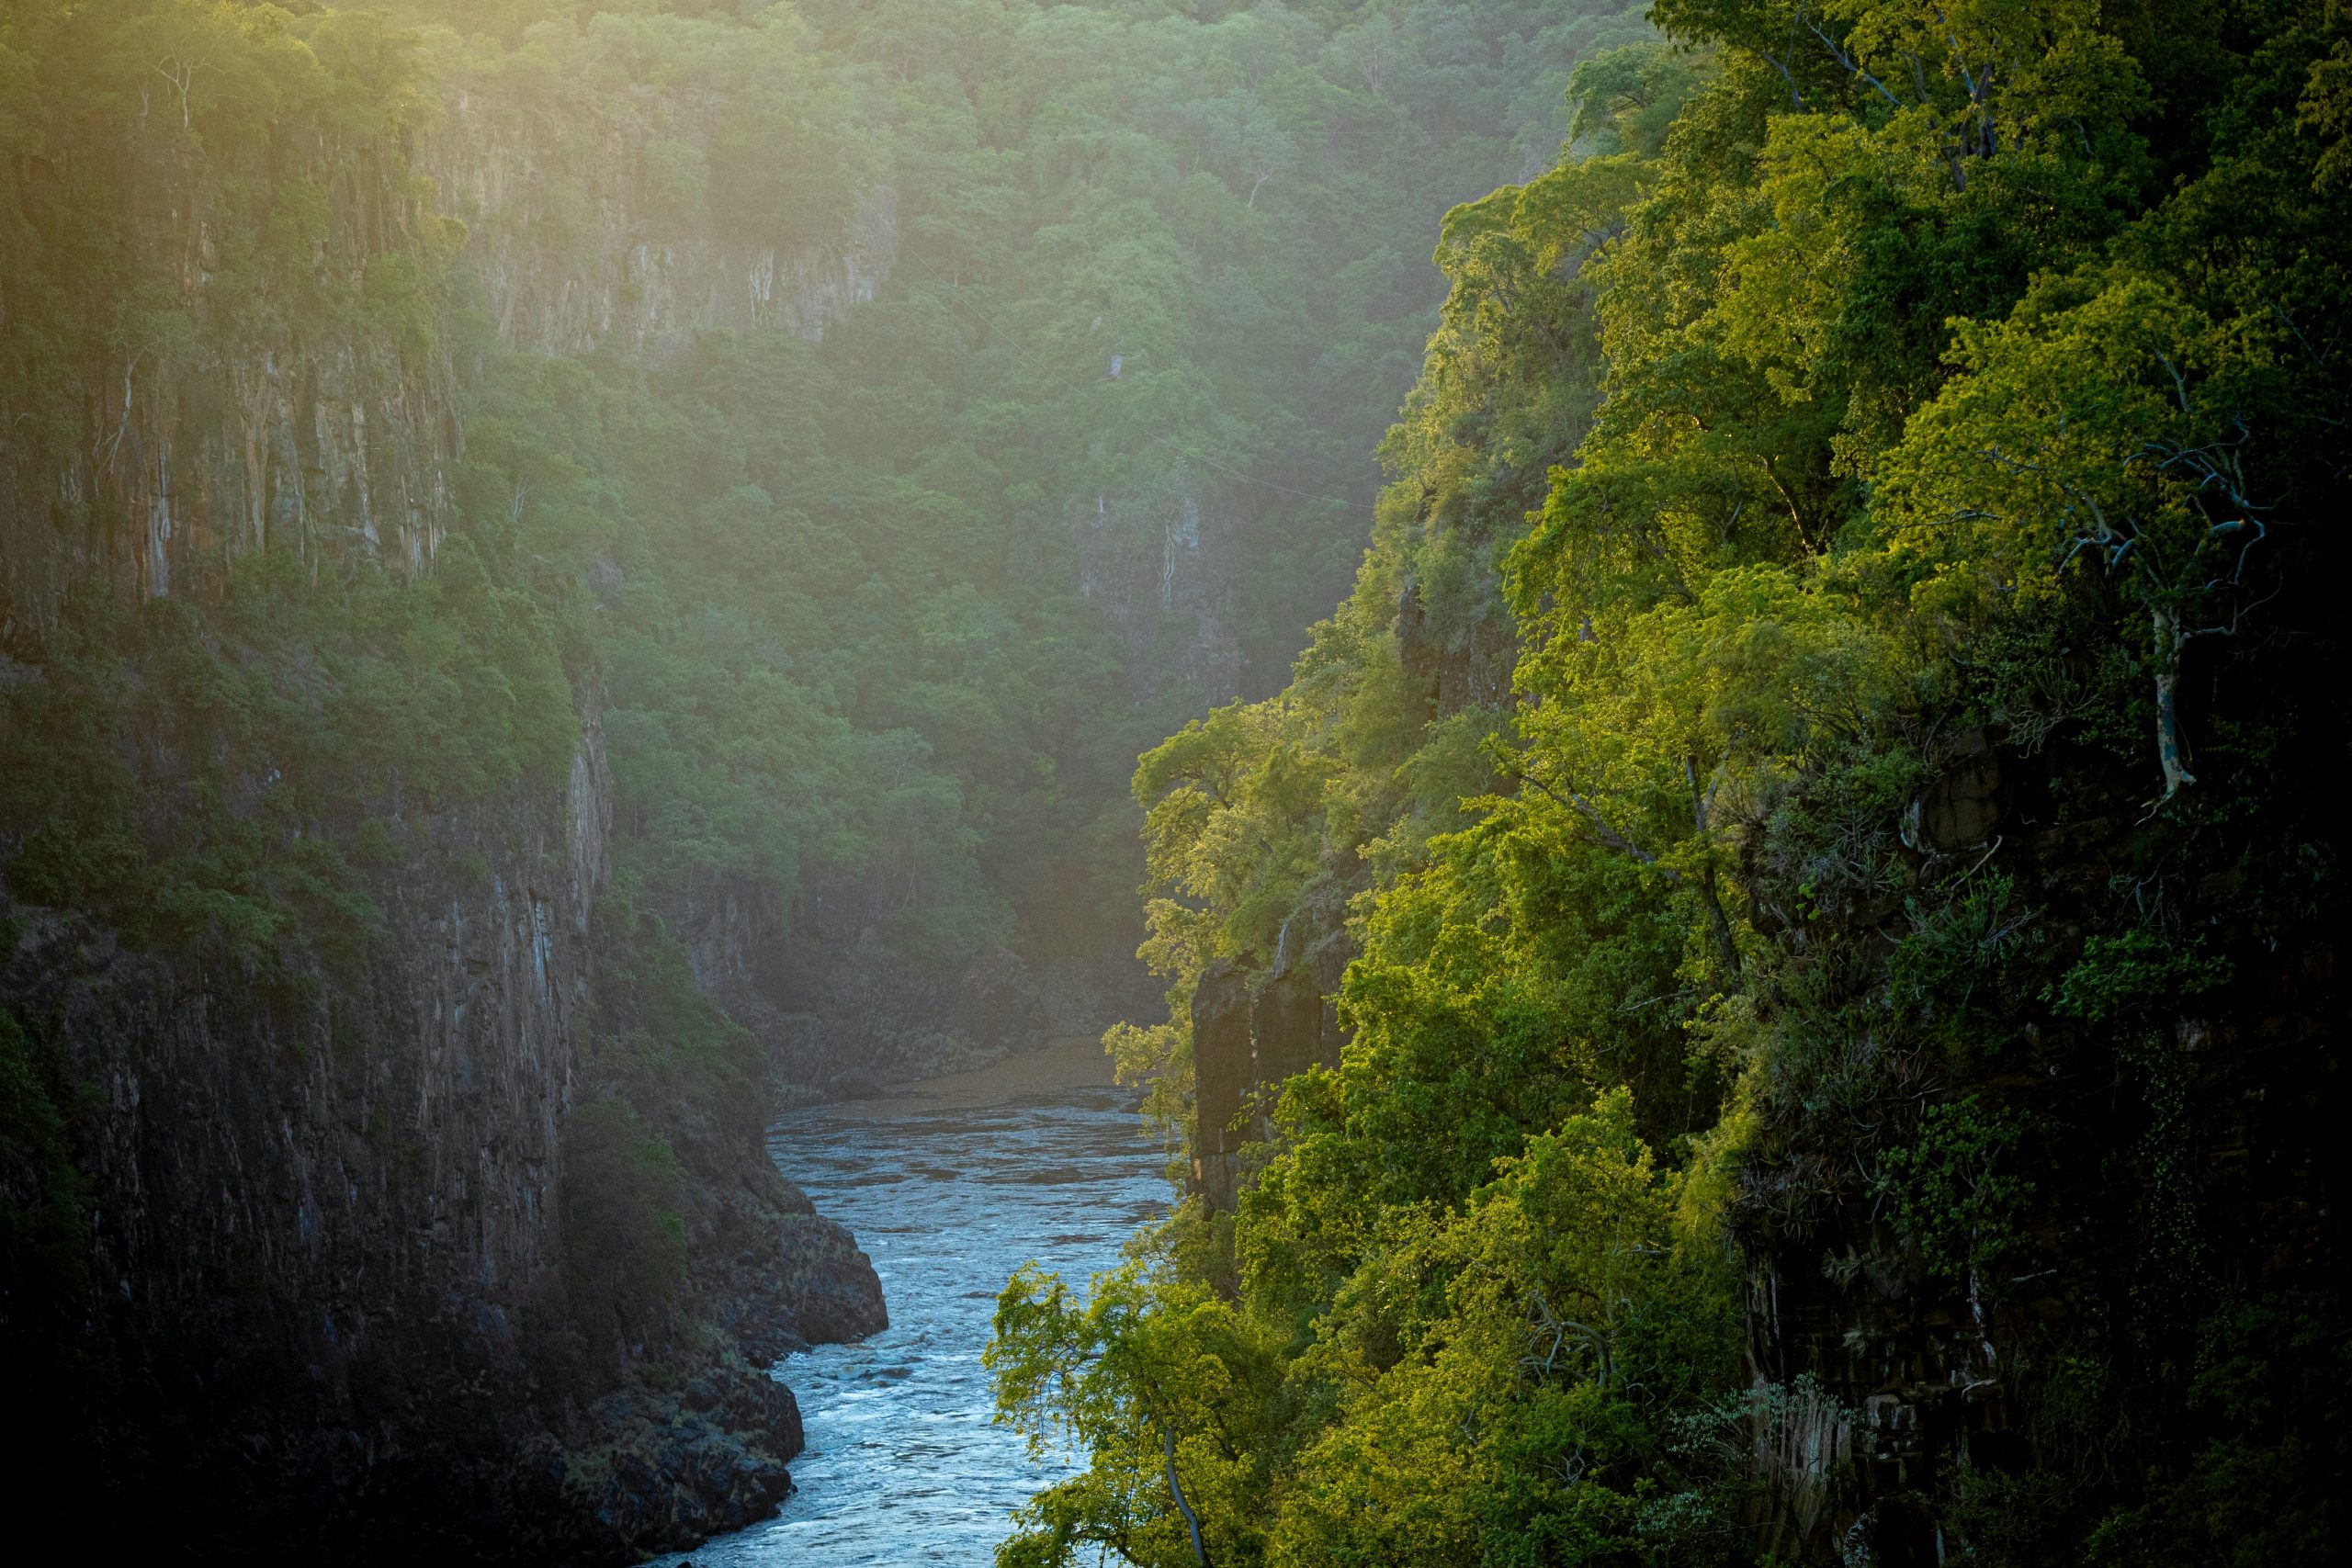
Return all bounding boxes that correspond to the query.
[818,1034,1125,1120]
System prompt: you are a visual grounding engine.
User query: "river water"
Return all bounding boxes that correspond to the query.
[650,1043,1167,1566]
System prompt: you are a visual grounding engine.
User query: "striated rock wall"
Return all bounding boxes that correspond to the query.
[0,19,894,1561]
[1,745,595,1538]
[429,92,899,363]
[1396,571,1515,718]
[0,142,460,631]
[0,50,895,637]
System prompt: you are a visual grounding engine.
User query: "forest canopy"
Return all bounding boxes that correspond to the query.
[992,0,2352,1563]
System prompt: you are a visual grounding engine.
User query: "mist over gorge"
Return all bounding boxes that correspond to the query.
[0,0,1621,1556]
[2,2,2346,1565]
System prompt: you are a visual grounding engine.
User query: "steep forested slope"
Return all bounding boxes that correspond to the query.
[995,3,2351,1563]
[385,0,1660,1085]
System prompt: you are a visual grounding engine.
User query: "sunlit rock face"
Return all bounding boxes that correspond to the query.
[0,143,459,626]
[434,105,899,362]
[417,26,899,366]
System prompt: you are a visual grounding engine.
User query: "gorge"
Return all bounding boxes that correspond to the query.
[4,3,2347,1566]
[1,1,1619,1559]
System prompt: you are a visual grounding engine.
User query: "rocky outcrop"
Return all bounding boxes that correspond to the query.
[1190,963,1254,1210]
[1190,942,1349,1210]
[564,1351,809,1549]
[1076,468,1244,707]
[429,102,899,363]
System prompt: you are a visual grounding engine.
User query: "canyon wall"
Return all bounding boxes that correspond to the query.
[1075,469,1246,709]
[0,151,460,628]
[0,16,890,1561]
[0,699,884,1561]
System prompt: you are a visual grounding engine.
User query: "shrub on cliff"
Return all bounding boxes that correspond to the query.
[559,1096,689,1364]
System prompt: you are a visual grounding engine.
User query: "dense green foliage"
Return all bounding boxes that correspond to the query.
[385,0,1663,1020]
[997,2,2351,1562]
[5,1,2346,1559]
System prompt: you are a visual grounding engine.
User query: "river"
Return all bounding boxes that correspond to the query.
[649,1038,1168,1566]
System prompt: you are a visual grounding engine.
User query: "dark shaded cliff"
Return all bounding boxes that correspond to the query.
[1727,721,2349,1563]
[0,4,885,1558]
[0,707,881,1562]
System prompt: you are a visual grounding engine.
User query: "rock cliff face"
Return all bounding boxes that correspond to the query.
[0,698,883,1561]
[0,28,891,1565]
[0,165,459,626]
[2,731,590,1545]
[424,86,897,363]
[1190,945,1348,1211]
[1076,470,1245,708]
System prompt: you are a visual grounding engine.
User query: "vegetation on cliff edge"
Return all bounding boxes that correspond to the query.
[995,2,2351,1562]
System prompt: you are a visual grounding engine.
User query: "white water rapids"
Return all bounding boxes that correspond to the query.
[649,1043,1167,1565]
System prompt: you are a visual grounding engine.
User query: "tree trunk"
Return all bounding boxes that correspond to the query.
[1700,861,1743,983]
[1165,1426,1212,1566]
[2150,605,2197,804]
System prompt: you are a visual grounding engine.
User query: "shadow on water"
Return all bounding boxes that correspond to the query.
[645,1078,1166,1566]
